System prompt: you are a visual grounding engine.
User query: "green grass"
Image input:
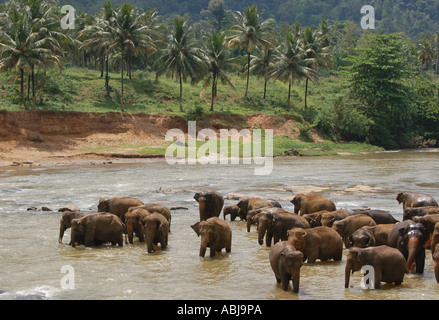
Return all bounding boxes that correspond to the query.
[0,66,347,114]
[0,66,381,156]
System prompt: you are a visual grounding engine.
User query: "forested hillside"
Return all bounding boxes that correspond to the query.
[39,0,439,38]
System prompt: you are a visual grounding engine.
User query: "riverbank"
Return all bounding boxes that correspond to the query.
[0,110,383,168]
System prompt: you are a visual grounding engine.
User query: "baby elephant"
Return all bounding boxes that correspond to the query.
[141,212,169,253]
[345,245,406,289]
[197,217,232,258]
[269,241,304,293]
[288,226,343,263]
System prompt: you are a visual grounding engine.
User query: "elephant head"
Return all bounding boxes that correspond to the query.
[141,214,165,253]
[97,198,109,212]
[70,217,86,248]
[223,205,241,221]
[198,220,216,257]
[344,247,366,288]
[236,198,250,219]
[279,245,304,293]
[287,228,307,253]
[348,228,374,248]
[291,194,305,214]
[398,223,430,272]
[257,212,275,245]
[59,211,78,244]
[125,208,150,244]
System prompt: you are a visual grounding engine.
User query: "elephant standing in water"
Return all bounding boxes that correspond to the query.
[194,191,224,221]
[59,210,102,244]
[98,197,144,221]
[70,213,125,247]
[141,212,169,253]
[345,245,406,289]
[196,217,232,258]
[388,220,430,274]
[269,241,304,293]
[290,194,336,216]
[396,192,438,211]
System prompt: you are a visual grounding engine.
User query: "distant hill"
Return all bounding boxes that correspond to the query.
[1,0,439,37]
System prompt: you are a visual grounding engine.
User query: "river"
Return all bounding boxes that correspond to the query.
[0,149,438,300]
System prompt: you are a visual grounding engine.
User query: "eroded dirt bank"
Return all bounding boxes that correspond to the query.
[0,110,306,167]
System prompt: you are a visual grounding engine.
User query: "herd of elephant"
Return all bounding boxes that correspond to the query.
[58,190,439,294]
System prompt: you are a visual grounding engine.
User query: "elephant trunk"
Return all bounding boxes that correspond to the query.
[199,235,210,257]
[406,237,420,272]
[126,223,134,244]
[258,223,266,246]
[344,262,352,288]
[146,231,155,253]
[58,225,65,244]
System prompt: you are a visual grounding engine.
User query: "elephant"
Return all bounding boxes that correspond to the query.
[387,220,430,273]
[403,206,439,221]
[194,191,224,221]
[332,214,377,248]
[302,211,326,227]
[287,226,343,263]
[247,207,286,232]
[348,224,395,248]
[413,214,439,234]
[344,245,406,289]
[196,217,232,258]
[320,209,351,227]
[430,222,439,258]
[396,192,438,211]
[433,244,439,283]
[128,203,171,232]
[223,205,241,221]
[125,207,151,244]
[59,211,102,244]
[351,209,399,224]
[141,212,169,253]
[70,213,124,247]
[269,241,304,293]
[257,211,310,247]
[97,197,144,221]
[290,194,336,216]
[236,197,282,221]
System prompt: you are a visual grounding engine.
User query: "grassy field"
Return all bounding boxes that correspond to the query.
[0,67,383,156]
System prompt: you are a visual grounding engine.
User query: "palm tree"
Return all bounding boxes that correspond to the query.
[225,5,275,98]
[0,6,62,110]
[203,32,235,111]
[268,33,317,110]
[246,48,275,99]
[302,25,333,109]
[153,18,206,112]
[417,38,434,70]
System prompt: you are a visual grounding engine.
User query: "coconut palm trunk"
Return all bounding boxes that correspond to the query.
[20,69,29,111]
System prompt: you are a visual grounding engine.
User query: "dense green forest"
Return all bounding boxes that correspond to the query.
[16,0,438,38]
[1,0,439,150]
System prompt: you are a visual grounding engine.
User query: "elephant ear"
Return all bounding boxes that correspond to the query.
[237,198,248,210]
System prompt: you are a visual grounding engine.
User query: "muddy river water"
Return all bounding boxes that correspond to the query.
[0,149,439,300]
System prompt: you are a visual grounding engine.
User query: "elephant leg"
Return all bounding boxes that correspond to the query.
[373,269,382,289]
[280,271,291,291]
[266,232,273,247]
[416,249,426,274]
[307,252,318,263]
[226,239,231,253]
